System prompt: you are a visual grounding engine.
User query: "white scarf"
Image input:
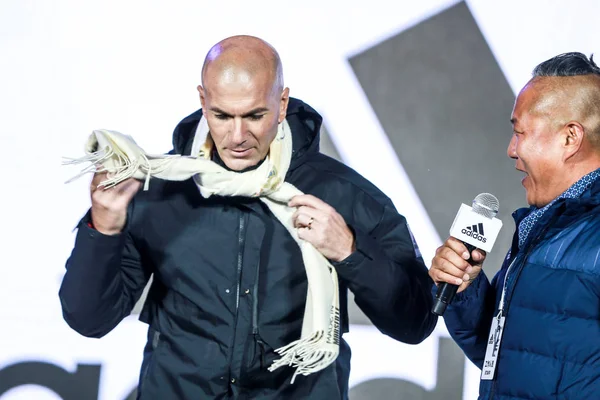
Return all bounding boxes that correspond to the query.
[64,118,341,383]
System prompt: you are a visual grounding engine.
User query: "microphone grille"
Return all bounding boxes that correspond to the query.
[472,193,499,219]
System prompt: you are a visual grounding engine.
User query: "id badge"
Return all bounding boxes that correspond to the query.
[481,312,505,380]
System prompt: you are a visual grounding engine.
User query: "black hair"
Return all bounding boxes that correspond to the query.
[533,52,600,77]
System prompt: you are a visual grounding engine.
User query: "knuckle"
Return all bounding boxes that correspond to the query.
[436,259,448,272]
[442,259,459,275]
[429,270,439,282]
[440,259,453,273]
[439,246,453,258]
[436,271,450,283]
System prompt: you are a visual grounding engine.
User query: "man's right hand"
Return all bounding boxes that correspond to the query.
[90,171,142,235]
[429,237,487,294]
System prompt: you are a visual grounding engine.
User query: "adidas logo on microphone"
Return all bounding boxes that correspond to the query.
[461,223,487,243]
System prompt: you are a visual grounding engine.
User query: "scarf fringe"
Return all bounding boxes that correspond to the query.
[268,330,339,384]
[62,147,113,184]
[62,145,155,190]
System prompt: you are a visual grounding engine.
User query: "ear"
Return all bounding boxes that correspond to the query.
[197,85,207,117]
[562,121,585,161]
[278,87,290,124]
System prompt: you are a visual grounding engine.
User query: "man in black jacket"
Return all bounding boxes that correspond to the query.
[60,35,437,400]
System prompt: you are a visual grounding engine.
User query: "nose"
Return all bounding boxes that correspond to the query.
[507,134,517,159]
[231,117,247,144]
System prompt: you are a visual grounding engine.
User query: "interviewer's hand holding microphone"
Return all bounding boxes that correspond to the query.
[429,193,503,315]
[430,237,487,294]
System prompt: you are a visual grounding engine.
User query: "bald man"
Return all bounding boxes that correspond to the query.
[429,52,600,399]
[59,35,437,399]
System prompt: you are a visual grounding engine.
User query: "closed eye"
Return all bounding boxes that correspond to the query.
[247,114,265,121]
[214,114,231,120]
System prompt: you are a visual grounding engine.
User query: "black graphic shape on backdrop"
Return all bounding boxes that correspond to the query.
[0,362,101,400]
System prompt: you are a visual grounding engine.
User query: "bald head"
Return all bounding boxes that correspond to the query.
[201,35,284,95]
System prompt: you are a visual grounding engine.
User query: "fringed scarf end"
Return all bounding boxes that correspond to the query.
[268,330,339,384]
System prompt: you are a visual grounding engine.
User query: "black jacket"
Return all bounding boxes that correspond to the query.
[59,98,437,399]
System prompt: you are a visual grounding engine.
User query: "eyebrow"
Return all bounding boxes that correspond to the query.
[209,107,269,118]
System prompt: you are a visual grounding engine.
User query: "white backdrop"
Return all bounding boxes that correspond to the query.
[1,0,599,399]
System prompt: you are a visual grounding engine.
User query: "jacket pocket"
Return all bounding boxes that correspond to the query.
[246,323,304,373]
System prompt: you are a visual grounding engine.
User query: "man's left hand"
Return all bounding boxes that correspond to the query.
[289,194,355,262]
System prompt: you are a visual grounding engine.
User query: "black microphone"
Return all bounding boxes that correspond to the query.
[432,193,501,316]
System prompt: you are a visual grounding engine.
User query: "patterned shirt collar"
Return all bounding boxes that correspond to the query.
[518,168,600,248]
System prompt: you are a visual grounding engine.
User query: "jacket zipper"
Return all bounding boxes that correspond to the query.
[235,213,246,311]
[251,255,266,368]
[227,211,246,387]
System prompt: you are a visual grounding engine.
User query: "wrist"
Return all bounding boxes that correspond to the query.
[331,237,355,262]
[91,221,124,236]
[90,211,126,236]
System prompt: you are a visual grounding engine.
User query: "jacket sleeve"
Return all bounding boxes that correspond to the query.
[441,270,499,369]
[58,208,151,338]
[332,203,438,344]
